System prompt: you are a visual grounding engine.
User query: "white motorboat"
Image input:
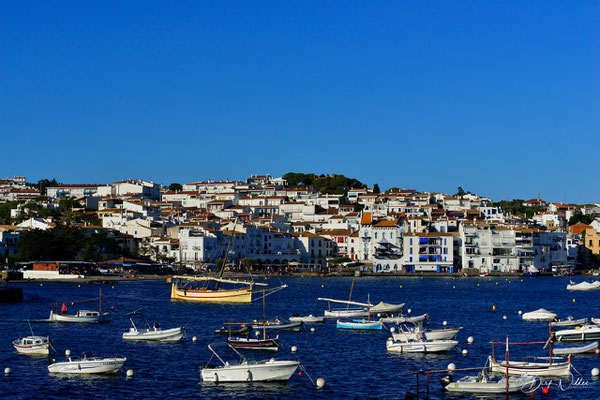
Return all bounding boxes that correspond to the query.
[522,308,557,321]
[554,324,600,342]
[49,309,112,323]
[592,317,600,325]
[553,341,598,355]
[122,312,186,342]
[200,343,298,382]
[566,280,600,291]
[552,316,588,327]
[442,372,536,394]
[48,354,126,374]
[391,326,462,342]
[380,313,429,324]
[289,314,325,323]
[13,335,50,355]
[386,338,458,353]
[488,356,571,376]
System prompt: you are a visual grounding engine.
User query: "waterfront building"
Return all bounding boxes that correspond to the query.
[401,232,458,273]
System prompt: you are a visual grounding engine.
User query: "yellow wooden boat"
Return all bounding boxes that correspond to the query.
[170,276,269,303]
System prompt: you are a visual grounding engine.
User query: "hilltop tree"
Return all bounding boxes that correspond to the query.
[373,183,381,194]
[168,183,183,191]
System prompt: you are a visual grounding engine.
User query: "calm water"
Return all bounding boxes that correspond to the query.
[1,276,599,399]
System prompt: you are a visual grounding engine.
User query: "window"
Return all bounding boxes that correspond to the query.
[375,233,378,239]
[410,238,413,245]
[410,248,413,254]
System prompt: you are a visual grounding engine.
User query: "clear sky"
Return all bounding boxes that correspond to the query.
[1,1,599,203]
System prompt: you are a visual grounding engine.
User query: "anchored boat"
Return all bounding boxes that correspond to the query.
[200,343,298,382]
[13,335,50,355]
[122,312,186,342]
[442,372,536,394]
[48,354,126,374]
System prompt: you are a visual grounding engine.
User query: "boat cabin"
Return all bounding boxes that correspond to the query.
[76,310,100,317]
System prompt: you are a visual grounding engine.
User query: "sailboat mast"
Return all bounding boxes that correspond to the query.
[347,277,355,311]
[263,289,266,340]
[215,219,237,291]
[99,288,102,313]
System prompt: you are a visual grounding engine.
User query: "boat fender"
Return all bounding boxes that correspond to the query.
[592,367,599,377]
[440,375,453,387]
[246,369,252,382]
[214,372,219,383]
[4,368,11,375]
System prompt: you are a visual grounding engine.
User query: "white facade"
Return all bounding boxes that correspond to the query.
[402,233,457,273]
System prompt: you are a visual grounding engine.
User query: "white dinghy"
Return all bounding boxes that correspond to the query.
[48,353,126,374]
[122,312,186,342]
[200,343,299,383]
[566,280,600,291]
[552,316,588,327]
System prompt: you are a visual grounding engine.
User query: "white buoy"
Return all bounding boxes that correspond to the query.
[518,310,522,315]
[462,349,468,355]
[467,336,474,344]
[377,313,381,317]
[442,320,448,326]
[255,331,260,337]
[65,349,71,357]
[291,346,298,353]
[390,327,396,333]
[447,363,456,371]
[316,377,326,388]
[503,315,508,320]
[407,309,412,314]
[310,327,316,332]
[192,336,197,342]
[4,367,11,375]
[126,369,134,378]
[592,367,599,377]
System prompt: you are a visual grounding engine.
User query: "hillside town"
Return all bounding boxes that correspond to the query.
[1,174,599,276]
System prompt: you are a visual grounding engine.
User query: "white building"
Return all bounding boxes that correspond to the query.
[401,232,458,273]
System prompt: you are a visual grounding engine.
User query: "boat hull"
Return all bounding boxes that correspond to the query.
[170,284,253,303]
[201,360,299,382]
[386,339,458,353]
[445,375,536,393]
[489,358,571,376]
[289,315,325,323]
[392,327,461,342]
[49,310,111,323]
[324,309,369,318]
[566,281,600,291]
[251,321,303,331]
[227,336,279,351]
[337,320,383,330]
[48,358,126,374]
[553,341,599,355]
[553,318,588,327]
[123,327,186,342]
[380,314,429,324]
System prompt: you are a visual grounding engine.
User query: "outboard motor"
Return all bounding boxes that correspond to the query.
[440,375,453,388]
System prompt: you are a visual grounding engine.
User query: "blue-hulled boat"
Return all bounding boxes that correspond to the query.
[336,319,383,330]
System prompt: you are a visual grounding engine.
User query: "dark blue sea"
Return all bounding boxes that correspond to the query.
[1,276,600,399]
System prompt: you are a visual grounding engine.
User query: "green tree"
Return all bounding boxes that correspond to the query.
[168,183,183,191]
[373,183,381,194]
[455,186,466,197]
[36,178,59,196]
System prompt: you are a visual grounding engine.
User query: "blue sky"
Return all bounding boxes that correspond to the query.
[1,1,599,203]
